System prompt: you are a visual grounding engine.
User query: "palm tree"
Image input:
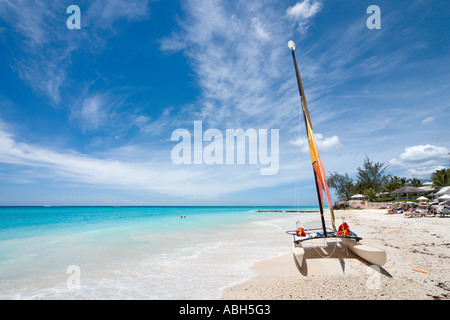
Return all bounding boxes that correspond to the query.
[364,188,378,202]
[353,181,365,195]
[399,177,408,186]
[409,177,423,187]
[389,175,405,187]
[382,181,399,199]
[390,175,400,183]
[431,168,450,188]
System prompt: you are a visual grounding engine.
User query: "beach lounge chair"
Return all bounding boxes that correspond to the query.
[425,210,436,217]
[442,207,450,217]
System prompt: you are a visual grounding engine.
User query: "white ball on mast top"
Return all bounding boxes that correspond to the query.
[288,41,295,51]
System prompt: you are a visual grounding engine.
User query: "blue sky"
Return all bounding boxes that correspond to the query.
[0,0,449,206]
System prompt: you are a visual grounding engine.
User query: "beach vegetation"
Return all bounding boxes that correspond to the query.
[378,197,395,202]
[353,181,365,195]
[409,177,424,187]
[356,155,389,191]
[327,172,354,201]
[328,156,391,201]
[431,168,450,188]
[381,181,399,198]
[327,157,437,203]
[390,175,409,187]
[364,188,378,202]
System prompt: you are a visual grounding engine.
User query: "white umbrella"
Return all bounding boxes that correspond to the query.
[438,194,450,200]
[351,194,365,199]
[416,196,428,201]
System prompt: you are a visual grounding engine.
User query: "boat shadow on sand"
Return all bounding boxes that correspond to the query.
[293,242,392,278]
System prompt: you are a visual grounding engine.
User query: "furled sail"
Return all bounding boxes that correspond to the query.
[288,41,336,232]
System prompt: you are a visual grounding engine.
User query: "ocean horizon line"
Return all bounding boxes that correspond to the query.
[0,205,324,208]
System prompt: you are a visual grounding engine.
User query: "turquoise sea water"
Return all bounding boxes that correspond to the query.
[0,206,319,299]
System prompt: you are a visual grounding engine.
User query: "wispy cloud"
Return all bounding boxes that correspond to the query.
[421,116,435,124]
[132,108,175,135]
[84,0,149,29]
[286,0,322,33]
[69,87,127,133]
[0,122,301,199]
[160,0,306,131]
[78,95,106,131]
[0,0,151,104]
[0,123,205,197]
[0,0,67,103]
[159,0,421,134]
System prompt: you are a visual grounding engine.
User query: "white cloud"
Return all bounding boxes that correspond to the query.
[389,144,449,177]
[70,88,154,134]
[0,0,68,103]
[131,108,175,135]
[85,0,149,29]
[159,0,304,130]
[15,55,67,104]
[0,125,209,197]
[251,16,271,41]
[286,0,322,20]
[393,144,448,163]
[421,116,435,124]
[0,0,151,104]
[290,133,342,153]
[0,124,298,199]
[70,91,115,132]
[404,165,446,178]
[79,96,104,130]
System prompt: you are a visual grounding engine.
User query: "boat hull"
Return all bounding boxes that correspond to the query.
[342,238,386,266]
[291,243,305,268]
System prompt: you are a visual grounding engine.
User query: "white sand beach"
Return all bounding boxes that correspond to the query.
[221,209,450,300]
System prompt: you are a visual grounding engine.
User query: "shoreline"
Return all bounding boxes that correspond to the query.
[221,209,450,300]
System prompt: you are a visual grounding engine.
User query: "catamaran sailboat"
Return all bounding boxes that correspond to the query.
[286,41,386,267]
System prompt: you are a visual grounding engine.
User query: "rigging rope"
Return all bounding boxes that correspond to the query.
[293,107,304,210]
[303,218,352,259]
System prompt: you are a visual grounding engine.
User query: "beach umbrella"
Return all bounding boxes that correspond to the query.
[438,194,450,200]
[416,196,428,201]
[351,194,364,199]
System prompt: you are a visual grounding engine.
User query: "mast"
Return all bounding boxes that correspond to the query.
[288,41,336,234]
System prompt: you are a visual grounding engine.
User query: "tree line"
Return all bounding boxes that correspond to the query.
[327,156,450,202]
